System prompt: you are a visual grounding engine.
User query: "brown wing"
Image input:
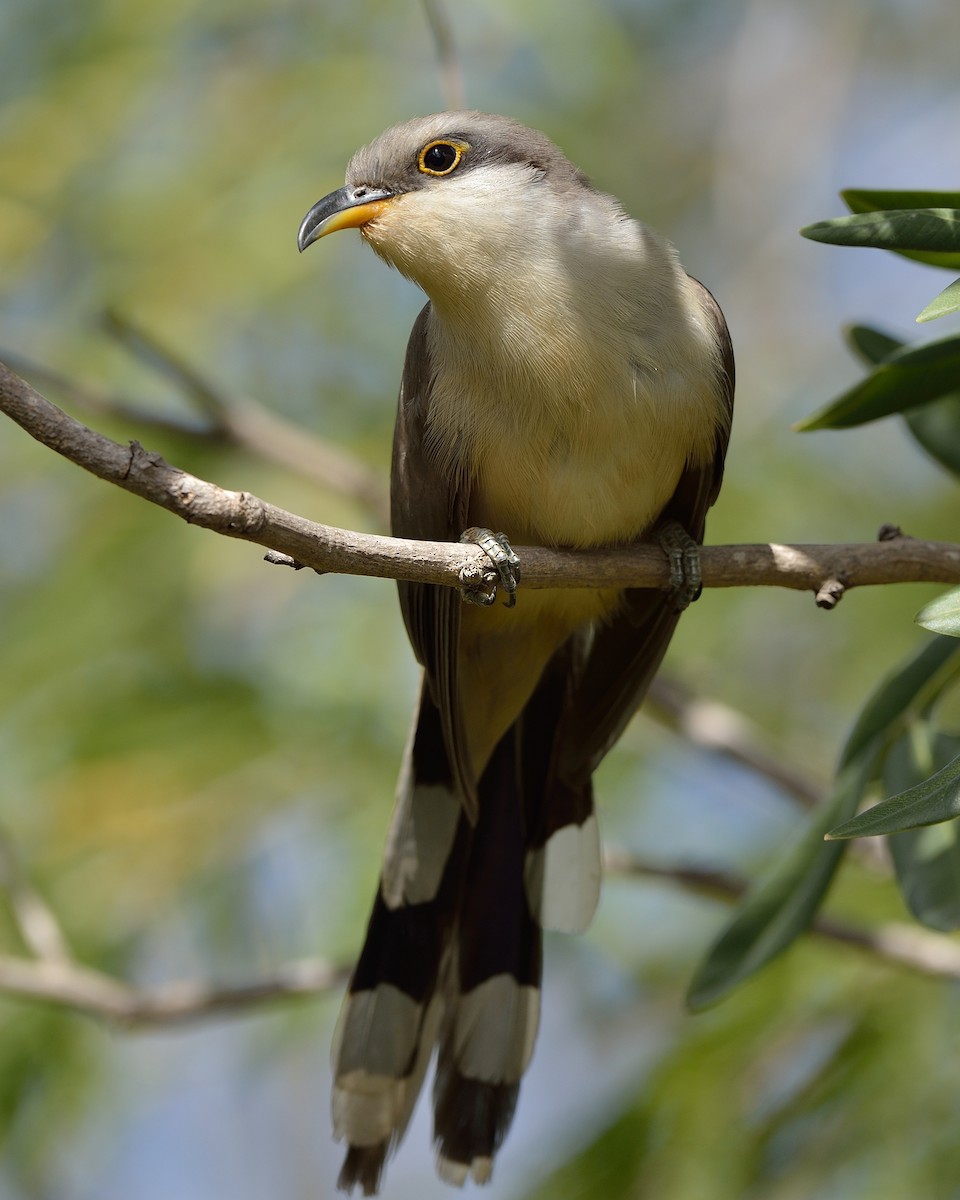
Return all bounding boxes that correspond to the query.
[391,303,477,813]
[555,276,735,784]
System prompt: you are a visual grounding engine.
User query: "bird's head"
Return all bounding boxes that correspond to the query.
[297,111,593,300]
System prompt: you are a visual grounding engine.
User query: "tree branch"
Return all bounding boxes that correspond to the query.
[3,320,390,526]
[0,850,953,1032]
[0,952,349,1029]
[421,0,464,110]
[603,851,960,981]
[646,675,824,809]
[3,358,960,598]
[100,310,390,522]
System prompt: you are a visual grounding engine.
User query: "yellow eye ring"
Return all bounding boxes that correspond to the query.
[418,140,467,177]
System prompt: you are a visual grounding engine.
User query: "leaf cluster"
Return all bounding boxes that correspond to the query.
[688,188,960,1010]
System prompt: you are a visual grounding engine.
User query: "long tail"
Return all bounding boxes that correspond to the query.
[333,674,600,1193]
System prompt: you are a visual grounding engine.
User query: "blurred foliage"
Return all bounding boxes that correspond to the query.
[530,940,960,1200]
[2,1,960,1199]
[681,172,960,1110]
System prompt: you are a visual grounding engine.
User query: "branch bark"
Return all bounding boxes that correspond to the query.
[0,953,349,1029]
[603,851,960,981]
[3,359,960,598]
[421,0,464,110]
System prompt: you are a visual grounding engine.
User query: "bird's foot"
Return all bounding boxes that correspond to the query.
[656,521,702,612]
[458,528,521,608]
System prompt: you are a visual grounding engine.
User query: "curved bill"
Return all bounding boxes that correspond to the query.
[297,185,396,251]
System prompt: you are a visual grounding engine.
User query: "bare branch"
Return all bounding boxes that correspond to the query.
[3,358,960,597]
[646,675,824,809]
[643,677,891,872]
[102,311,390,521]
[0,953,348,1029]
[4,327,390,525]
[603,850,960,981]
[0,851,952,1031]
[421,0,465,109]
[0,350,216,436]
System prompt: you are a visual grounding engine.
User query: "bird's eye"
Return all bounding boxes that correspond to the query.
[418,140,466,177]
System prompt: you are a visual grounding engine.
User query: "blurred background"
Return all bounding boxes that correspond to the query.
[1,0,959,1197]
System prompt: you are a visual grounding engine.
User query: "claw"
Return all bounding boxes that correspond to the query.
[459,527,521,608]
[656,521,702,612]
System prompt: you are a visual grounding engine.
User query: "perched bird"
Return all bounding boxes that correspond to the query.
[298,111,733,1194]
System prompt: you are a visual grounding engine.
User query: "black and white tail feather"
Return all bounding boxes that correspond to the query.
[333,677,600,1195]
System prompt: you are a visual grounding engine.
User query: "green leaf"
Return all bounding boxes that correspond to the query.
[686,636,960,1009]
[842,188,960,268]
[844,324,903,366]
[827,635,960,840]
[839,326,960,478]
[917,277,960,323]
[801,210,960,260]
[839,634,960,767]
[795,333,960,430]
[903,393,960,479]
[685,756,870,1011]
[885,730,960,930]
[844,188,960,211]
[828,749,960,839]
[916,588,960,637]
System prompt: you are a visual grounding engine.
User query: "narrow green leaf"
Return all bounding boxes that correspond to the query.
[828,750,960,839]
[795,333,960,430]
[839,327,960,478]
[840,635,960,767]
[830,724,960,840]
[842,188,960,268]
[917,277,960,323]
[886,730,960,931]
[916,588,960,637]
[801,210,960,257]
[844,324,903,366]
[891,820,960,930]
[844,187,960,212]
[685,756,869,1011]
[904,393,960,479]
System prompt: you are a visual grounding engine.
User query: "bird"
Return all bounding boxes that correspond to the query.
[297,111,733,1195]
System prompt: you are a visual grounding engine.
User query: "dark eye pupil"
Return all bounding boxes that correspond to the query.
[425,143,457,171]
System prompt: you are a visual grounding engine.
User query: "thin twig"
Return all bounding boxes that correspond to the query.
[4,326,390,525]
[421,0,465,110]
[642,677,891,871]
[101,309,232,420]
[0,350,216,436]
[0,953,349,1029]
[603,850,960,981]
[3,360,960,597]
[646,675,823,809]
[103,313,388,521]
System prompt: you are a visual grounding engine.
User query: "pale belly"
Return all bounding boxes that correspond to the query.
[467,408,690,550]
[441,348,716,776]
